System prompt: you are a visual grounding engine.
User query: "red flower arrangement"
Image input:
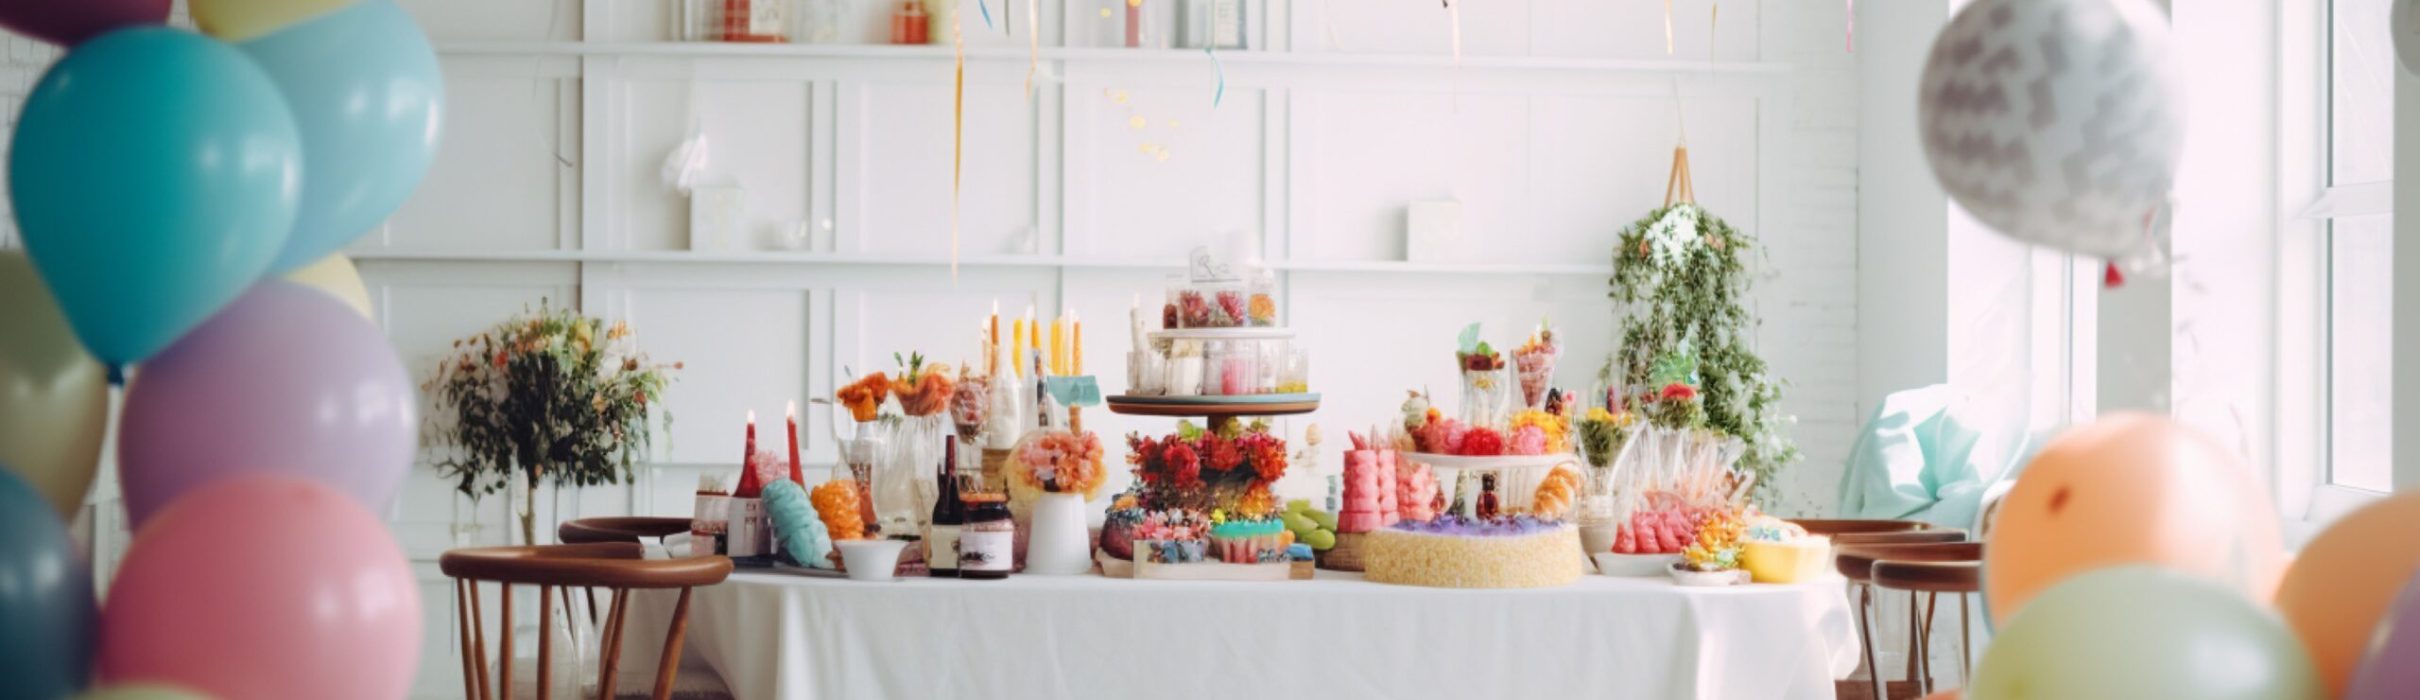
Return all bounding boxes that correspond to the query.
[1121,421,1289,517]
[1660,382,1698,402]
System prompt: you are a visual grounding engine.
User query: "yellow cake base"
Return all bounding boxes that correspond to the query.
[1363,524,1584,589]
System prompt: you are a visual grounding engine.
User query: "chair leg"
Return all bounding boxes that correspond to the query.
[455,579,478,700]
[1855,583,1883,700]
[1916,592,1938,694]
[598,589,631,700]
[1959,593,1973,683]
[1905,591,1922,693]
[538,584,554,700]
[654,587,696,700]
[470,580,491,700]
[501,583,513,700]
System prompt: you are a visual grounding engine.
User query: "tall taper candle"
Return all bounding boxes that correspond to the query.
[1012,318,1026,378]
[989,300,1000,369]
[1073,311,1083,375]
[1051,313,1067,376]
[786,400,803,486]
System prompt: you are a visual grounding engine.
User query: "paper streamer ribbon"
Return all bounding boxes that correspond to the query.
[979,0,993,30]
[1446,0,1462,63]
[1664,0,1674,54]
[952,8,965,280]
[1206,46,1225,107]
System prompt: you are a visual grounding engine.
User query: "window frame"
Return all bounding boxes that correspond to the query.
[2278,0,2390,539]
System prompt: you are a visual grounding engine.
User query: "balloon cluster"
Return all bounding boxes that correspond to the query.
[1962,413,2420,700]
[0,0,442,698]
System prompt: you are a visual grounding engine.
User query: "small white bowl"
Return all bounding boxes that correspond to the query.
[836,539,908,581]
[1593,552,1680,577]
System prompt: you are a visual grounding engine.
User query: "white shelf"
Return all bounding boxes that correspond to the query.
[433,41,1793,77]
[346,249,1615,275]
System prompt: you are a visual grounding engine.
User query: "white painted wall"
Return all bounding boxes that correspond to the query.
[0,1,1866,696]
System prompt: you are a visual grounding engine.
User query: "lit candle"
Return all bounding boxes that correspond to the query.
[744,409,758,463]
[786,400,803,486]
[1072,310,1083,376]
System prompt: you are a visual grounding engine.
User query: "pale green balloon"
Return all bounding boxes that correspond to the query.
[75,684,215,700]
[1971,566,2324,700]
[0,252,109,518]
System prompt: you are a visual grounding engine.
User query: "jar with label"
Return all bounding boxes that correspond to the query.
[960,494,1014,579]
[689,474,730,558]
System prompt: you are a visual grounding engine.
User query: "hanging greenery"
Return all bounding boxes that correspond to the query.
[1606,203,1798,503]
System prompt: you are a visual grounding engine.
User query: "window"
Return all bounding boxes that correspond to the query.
[2320,0,2394,494]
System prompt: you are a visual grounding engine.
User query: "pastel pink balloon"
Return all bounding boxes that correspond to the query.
[99,475,421,700]
[119,281,415,526]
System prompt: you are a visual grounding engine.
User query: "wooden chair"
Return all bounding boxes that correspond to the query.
[559,517,692,545]
[1837,541,1982,700]
[440,542,732,700]
[1873,555,1983,697]
[1793,519,1968,699]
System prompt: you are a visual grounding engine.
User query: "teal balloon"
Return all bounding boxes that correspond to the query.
[7,27,299,368]
[0,466,96,699]
[1971,566,2323,700]
[239,0,442,274]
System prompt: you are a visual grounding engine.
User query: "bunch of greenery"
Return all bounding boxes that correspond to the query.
[1607,203,1798,504]
[423,302,679,544]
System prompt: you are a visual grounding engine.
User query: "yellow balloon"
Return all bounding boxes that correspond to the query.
[282,253,374,320]
[189,0,353,41]
[0,253,109,518]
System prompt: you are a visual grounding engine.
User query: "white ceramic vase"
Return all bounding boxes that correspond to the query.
[1025,492,1093,575]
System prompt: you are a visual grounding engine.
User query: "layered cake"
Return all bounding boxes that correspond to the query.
[1363,515,1583,589]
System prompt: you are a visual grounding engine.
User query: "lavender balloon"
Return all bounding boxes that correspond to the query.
[0,0,169,46]
[2350,572,2420,700]
[119,282,416,526]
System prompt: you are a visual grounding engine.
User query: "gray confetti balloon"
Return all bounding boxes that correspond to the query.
[1918,0,2182,258]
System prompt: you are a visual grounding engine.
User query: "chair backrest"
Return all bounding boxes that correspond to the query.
[1833,541,1983,582]
[1833,528,1968,547]
[1789,518,1931,537]
[439,543,732,700]
[559,516,693,545]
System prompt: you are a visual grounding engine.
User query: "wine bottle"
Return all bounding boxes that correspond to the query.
[927,436,967,576]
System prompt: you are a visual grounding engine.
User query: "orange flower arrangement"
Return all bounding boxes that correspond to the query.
[1013,429,1107,499]
[890,352,954,416]
[836,372,890,422]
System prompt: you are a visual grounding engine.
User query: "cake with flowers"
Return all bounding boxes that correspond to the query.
[1363,514,1584,589]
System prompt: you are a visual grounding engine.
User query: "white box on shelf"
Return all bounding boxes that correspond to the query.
[689,185,747,251]
[1405,199,1462,263]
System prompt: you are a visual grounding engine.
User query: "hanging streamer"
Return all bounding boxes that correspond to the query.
[1446,0,1462,63]
[980,0,993,30]
[952,8,965,281]
[1663,0,1674,55]
[1206,45,1226,107]
[1846,0,1854,52]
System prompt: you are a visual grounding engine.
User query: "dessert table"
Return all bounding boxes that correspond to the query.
[614,568,1862,699]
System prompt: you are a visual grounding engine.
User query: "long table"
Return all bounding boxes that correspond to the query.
[615,568,1861,699]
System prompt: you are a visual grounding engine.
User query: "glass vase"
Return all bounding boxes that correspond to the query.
[876,413,948,535]
[1458,367,1511,429]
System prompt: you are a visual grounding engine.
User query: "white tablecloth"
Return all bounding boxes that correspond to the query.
[618,569,1861,700]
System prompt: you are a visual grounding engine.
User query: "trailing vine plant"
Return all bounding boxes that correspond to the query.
[1606,203,1798,504]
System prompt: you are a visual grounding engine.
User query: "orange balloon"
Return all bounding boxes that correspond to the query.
[1982,413,2286,628]
[2276,492,2420,696]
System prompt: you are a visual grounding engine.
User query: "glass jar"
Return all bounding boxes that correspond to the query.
[1459,367,1511,430]
[1164,340,1206,397]
[1254,339,1281,394]
[1204,280,1246,328]
[1213,340,1259,396]
[876,413,948,535]
[960,496,1014,580]
[1246,270,1277,327]
[1276,346,1309,394]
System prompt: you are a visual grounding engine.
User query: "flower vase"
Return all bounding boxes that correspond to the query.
[1025,492,1093,575]
[1459,367,1510,429]
[876,413,947,535]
